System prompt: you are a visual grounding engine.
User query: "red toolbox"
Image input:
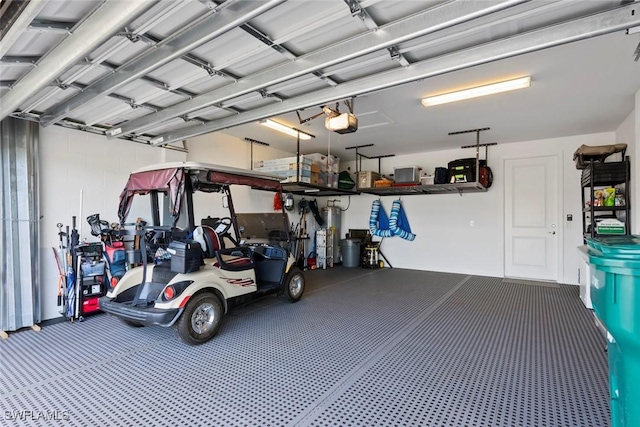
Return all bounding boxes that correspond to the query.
[82,296,101,314]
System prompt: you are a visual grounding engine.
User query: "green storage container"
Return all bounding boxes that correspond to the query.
[582,236,640,427]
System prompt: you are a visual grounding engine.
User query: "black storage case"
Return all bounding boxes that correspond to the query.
[448,158,487,183]
[580,160,629,187]
[168,240,202,274]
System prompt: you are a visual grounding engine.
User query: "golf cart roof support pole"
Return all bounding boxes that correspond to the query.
[476,130,480,184]
[150,191,160,227]
[296,133,300,182]
[224,186,241,244]
[0,0,155,121]
[135,229,149,307]
[184,175,195,231]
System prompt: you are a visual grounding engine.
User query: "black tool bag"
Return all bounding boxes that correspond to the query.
[434,167,449,184]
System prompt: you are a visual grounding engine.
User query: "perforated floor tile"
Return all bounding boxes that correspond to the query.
[307,276,609,427]
[0,269,608,427]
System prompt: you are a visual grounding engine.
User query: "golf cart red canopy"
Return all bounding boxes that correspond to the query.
[118,162,283,224]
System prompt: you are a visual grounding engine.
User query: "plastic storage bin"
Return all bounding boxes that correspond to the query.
[581,235,640,427]
[394,166,421,184]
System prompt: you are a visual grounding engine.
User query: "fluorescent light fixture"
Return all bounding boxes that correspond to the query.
[259,119,313,140]
[421,76,531,107]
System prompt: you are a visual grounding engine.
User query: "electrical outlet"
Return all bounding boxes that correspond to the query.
[469,220,475,227]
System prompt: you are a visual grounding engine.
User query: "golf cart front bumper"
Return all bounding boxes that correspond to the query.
[99,297,181,327]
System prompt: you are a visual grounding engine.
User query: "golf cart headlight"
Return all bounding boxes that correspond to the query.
[160,281,193,302]
[163,286,176,301]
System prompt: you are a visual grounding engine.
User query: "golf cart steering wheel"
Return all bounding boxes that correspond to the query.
[213,217,233,236]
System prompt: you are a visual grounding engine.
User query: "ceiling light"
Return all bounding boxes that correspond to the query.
[259,119,313,140]
[421,76,531,107]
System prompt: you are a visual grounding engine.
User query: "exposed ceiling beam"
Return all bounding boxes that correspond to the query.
[132,33,240,81]
[151,3,640,147]
[28,19,76,34]
[239,22,338,87]
[0,0,156,121]
[17,1,192,114]
[344,0,411,67]
[38,0,286,127]
[0,0,47,59]
[107,0,529,139]
[0,56,40,66]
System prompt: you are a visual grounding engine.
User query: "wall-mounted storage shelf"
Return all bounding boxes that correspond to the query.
[581,157,630,239]
[282,182,360,197]
[360,182,487,196]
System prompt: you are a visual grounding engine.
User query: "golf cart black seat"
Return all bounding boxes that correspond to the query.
[201,225,254,272]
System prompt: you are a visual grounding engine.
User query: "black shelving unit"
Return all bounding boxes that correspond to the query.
[581,157,630,239]
[76,242,107,319]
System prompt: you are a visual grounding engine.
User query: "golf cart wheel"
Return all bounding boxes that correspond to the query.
[279,267,305,303]
[119,318,144,328]
[175,292,223,345]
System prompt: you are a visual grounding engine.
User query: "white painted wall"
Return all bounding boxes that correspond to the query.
[338,132,617,283]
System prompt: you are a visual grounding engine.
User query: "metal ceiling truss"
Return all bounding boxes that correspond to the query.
[28,19,75,34]
[0,0,155,121]
[343,0,410,67]
[39,0,286,127]
[7,1,192,116]
[107,0,527,140]
[239,22,339,88]
[129,32,240,81]
[150,3,640,146]
[0,0,46,59]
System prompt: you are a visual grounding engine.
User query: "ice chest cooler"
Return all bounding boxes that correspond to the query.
[581,236,640,427]
[167,240,202,274]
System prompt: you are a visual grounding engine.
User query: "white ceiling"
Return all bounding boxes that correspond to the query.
[1,0,639,160]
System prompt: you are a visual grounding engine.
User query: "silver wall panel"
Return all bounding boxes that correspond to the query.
[1,117,40,331]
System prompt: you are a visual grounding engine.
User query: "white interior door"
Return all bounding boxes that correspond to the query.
[504,156,559,281]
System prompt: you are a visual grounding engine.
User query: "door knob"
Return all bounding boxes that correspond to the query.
[548,231,556,235]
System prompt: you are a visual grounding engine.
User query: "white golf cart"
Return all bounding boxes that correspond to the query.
[99,162,305,345]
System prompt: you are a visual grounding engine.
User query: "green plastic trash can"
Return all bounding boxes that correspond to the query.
[582,236,640,427]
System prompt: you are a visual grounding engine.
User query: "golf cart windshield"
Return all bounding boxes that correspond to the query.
[236,213,290,244]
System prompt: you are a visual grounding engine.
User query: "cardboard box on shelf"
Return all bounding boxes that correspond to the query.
[357,171,382,189]
[311,172,326,186]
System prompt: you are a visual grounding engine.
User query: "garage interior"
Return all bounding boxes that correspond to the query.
[1,0,639,426]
